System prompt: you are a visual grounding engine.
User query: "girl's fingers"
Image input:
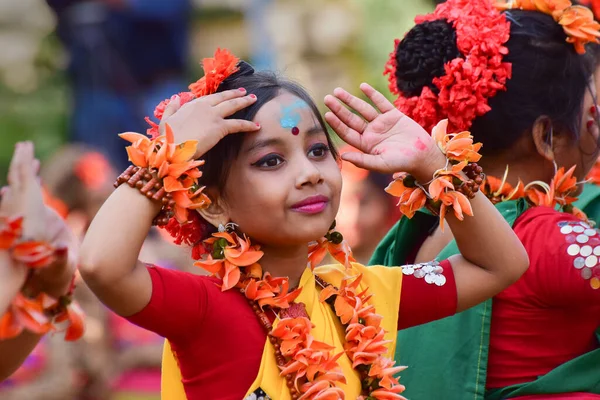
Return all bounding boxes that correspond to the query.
[223,119,261,135]
[340,151,386,173]
[359,83,395,114]
[331,87,379,122]
[215,95,257,117]
[324,94,368,133]
[158,96,182,136]
[207,88,248,106]
[324,111,364,150]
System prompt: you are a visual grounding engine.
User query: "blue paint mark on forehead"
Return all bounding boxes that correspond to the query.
[280,99,309,130]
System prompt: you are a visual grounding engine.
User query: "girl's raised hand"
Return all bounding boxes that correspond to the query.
[324,83,446,182]
[159,88,260,159]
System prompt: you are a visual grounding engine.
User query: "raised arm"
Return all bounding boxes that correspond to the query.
[324,83,529,312]
[79,88,259,317]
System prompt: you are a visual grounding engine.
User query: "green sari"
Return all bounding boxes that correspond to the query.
[369,185,600,399]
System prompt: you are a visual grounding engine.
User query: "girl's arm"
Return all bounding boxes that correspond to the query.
[79,89,259,316]
[324,84,529,312]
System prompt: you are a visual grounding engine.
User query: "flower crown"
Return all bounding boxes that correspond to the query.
[385,0,600,134]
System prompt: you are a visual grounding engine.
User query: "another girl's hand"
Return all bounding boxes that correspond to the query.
[3,142,76,298]
[324,83,446,182]
[159,88,260,159]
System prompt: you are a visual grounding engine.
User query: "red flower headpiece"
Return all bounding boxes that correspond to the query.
[384,0,512,133]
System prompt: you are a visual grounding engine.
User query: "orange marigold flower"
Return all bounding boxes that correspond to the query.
[0,293,54,340]
[189,48,240,97]
[54,300,86,341]
[560,6,600,54]
[307,236,356,270]
[482,167,525,204]
[586,157,600,184]
[271,317,313,357]
[385,173,427,219]
[12,241,56,269]
[120,124,209,223]
[431,119,482,162]
[438,190,474,230]
[195,232,264,290]
[242,273,302,310]
[552,165,578,205]
[0,215,23,249]
[495,1,600,54]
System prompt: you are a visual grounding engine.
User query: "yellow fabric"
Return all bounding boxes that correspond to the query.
[160,262,403,399]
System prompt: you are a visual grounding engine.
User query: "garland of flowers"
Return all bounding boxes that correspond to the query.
[384,0,512,133]
[495,0,600,54]
[0,215,84,341]
[384,119,484,230]
[194,227,407,399]
[481,164,592,223]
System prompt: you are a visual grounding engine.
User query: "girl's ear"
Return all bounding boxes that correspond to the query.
[531,116,555,162]
[197,188,230,228]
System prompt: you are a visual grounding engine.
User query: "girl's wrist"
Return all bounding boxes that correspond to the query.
[410,146,447,184]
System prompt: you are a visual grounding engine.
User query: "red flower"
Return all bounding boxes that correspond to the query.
[189,48,240,97]
[385,0,512,133]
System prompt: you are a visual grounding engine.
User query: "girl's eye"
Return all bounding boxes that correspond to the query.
[308,143,330,158]
[252,154,284,168]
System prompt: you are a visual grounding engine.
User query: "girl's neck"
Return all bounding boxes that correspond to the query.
[259,243,309,288]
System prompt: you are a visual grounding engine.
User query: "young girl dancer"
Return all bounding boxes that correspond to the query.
[372,0,600,398]
[79,51,528,399]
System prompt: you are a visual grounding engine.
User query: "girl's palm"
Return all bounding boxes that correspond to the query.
[324,83,443,180]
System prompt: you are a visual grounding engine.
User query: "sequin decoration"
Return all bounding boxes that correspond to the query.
[558,221,600,289]
[401,260,446,286]
[244,388,271,400]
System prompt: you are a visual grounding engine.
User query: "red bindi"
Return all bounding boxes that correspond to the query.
[291,126,300,135]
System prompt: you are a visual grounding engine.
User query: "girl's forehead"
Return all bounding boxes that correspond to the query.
[254,94,319,133]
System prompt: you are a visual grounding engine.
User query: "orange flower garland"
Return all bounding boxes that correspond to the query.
[0,216,85,341]
[194,227,407,399]
[495,0,600,54]
[482,164,591,223]
[385,119,483,230]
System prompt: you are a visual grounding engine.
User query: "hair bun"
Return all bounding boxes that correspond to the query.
[394,19,461,97]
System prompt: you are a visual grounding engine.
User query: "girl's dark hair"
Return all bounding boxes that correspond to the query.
[197,63,338,195]
[394,10,600,154]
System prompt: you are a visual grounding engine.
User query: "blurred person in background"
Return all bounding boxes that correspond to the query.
[336,146,399,264]
[45,0,191,171]
[0,142,81,398]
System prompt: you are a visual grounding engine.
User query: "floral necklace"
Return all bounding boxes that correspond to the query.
[480,165,591,223]
[194,224,407,400]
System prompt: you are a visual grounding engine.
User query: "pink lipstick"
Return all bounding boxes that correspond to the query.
[291,195,329,214]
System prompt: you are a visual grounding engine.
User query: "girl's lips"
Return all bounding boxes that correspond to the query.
[291,195,330,214]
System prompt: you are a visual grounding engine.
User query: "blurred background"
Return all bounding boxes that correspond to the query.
[0,0,437,398]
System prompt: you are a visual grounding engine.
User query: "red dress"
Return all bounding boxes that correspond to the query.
[126,261,458,400]
[487,207,600,395]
